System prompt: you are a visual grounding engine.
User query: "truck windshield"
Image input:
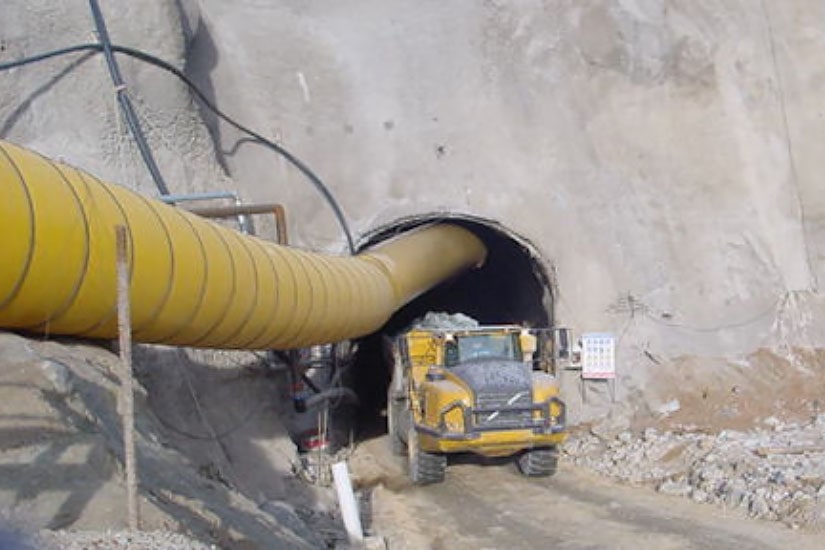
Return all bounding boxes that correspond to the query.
[455,333,518,363]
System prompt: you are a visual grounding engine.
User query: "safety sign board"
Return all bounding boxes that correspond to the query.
[581,333,616,379]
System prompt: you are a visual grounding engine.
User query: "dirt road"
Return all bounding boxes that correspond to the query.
[350,437,822,549]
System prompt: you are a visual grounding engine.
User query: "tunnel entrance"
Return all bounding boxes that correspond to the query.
[351,214,556,440]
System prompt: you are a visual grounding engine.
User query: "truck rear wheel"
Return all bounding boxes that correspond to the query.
[516,447,559,477]
[407,427,446,485]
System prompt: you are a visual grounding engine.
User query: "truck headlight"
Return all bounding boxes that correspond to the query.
[548,400,565,428]
[443,403,465,432]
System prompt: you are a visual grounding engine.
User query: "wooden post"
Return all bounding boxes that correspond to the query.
[116,225,140,530]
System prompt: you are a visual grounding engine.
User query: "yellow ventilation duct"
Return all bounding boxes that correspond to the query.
[0,140,486,350]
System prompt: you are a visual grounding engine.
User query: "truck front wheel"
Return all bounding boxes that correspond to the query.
[407,427,446,485]
[516,447,559,477]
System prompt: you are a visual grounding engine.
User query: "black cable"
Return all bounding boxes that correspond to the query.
[0,42,356,253]
[301,373,322,394]
[88,0,170,196]
[0,44,97,70]
[114,45,355,254]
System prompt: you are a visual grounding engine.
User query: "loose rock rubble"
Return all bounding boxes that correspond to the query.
[36,529,214,549]
[564,415,825,529]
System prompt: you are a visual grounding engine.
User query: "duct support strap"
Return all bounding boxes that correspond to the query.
[0,140,486,350]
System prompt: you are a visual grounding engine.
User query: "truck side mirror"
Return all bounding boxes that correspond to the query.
[519,330,537,362]
[554,328,571,360]
[552,327,582,369]
[444,341,459,366]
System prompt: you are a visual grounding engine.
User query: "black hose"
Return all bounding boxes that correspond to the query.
[0,42,356,253]
[0,44,97,70]
[303,387,359,409]
[88,0,170,196]
[112,45,356,253]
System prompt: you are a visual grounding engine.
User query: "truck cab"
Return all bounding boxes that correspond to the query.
[387,325,567,484]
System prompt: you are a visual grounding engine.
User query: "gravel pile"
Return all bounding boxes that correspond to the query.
[564,415,825,528]
[411,312,480,330]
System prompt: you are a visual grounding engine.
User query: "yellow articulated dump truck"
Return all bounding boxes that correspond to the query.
[386,323,567,484]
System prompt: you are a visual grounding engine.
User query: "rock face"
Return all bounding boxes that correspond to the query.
[2,0,245,218]
[3,0,825,538]
[184,0,825,349]
[2,0,824,368]
[0,332,327,547]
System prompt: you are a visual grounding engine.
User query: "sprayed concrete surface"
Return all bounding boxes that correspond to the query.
[184,0,825,420]
[2,0,825,546]
[3,0,825,415]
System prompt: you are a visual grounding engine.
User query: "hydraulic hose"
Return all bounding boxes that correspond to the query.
[303,388,359,409]
[0,140,486,350]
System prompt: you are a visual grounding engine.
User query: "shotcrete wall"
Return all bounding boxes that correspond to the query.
[3,1,825,416]
[186,0,825,413]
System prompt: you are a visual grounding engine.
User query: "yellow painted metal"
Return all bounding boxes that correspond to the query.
[0,140,487,349]
[395,325,567,458]
[405,330,445,386]
[531,372,561,402]
[420,430,567,457]
[421,376,469,428]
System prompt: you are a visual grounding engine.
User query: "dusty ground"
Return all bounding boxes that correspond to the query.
[639,348,825,432]
[351,436,823,549]
[1,328,824,548]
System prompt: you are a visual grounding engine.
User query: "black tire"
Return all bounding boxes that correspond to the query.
[407,426,446,485]
[516,447,559,477]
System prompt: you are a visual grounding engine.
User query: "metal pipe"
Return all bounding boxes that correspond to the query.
[158,191,240,203]
[0,140,486,350]
[303,388,359,409]
[160,191,255,235]
[186,203,288,245]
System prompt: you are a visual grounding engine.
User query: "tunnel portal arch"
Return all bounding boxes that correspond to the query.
[352,213,558,433]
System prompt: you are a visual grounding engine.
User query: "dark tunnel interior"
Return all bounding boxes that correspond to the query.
[351,216,555,439]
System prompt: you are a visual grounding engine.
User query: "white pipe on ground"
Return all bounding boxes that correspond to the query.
[332,461,363,543]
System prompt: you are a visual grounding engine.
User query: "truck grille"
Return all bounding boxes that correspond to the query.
[474,391,533,429]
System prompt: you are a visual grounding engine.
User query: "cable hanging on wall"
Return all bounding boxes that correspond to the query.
[0,40,356,253]
[88,0,170,196]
